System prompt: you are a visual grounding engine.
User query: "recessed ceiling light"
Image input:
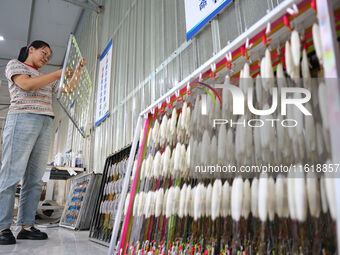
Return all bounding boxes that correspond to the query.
[0,36,4,41]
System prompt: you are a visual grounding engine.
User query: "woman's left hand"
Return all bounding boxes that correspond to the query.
[77,58,87,71]
[65,67,74,78]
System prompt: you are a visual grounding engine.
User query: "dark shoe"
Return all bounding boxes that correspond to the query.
[0,229,16,245]
[17,226,48,240]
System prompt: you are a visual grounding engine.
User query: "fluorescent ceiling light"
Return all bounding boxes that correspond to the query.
[0,36,4,41]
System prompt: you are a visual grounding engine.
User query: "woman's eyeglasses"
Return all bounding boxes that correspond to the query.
[41,49,51,61]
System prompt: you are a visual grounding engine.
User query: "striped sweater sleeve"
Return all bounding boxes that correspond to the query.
[5,59,31,82]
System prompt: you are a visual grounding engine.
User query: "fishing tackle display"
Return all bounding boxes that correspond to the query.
[110,2,340,255]
[90,145,134,246]
[60,173,102,230]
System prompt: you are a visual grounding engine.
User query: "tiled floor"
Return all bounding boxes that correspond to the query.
[0,227,108,255]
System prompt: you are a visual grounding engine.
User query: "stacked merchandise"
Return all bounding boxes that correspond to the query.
[90,145,134,246]
[116,2,340,255]
[59,173,102,230]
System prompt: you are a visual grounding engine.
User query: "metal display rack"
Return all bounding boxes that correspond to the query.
[89,145,134,247]
[57,34,93,138]
[107,0,340,254]
[59,172,102,230]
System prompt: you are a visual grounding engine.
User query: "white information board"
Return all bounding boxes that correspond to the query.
[185,0,232,40]
[95,39,112,127]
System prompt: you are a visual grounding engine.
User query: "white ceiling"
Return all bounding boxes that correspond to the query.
[0,0,88,119]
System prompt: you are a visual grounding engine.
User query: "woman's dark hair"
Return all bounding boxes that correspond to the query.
[17,40,52,62]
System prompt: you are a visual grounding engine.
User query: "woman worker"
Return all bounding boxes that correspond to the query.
[0,40,86,245]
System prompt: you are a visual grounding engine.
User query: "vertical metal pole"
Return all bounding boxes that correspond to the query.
[108,116,142,255]
[316,0,340,251]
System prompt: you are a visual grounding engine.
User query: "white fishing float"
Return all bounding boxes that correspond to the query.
[190,186,196,218]
[166,187,175,219]
[287,173,296,220]
[150,191,156,217]
[276,63,286,91]
[263,48,274,92]
[137,192,145,217]
[316,123,324,157]
[320,176,328,214]
[306,173,321,218]
[285,41,294,77]
[242,179,251,219]
[170,108,178,142]
[160,115,168,146]
[124,192,130,216]
[235,116,246,163]
[140,160,146,181]
[258,175,268,222]
[301,49,311,89]
[251,178,259,218]
[222,75,232,120]
[305,103,316,153]
[293,93,304,136]
[243,62,252,95]
[152,120,160,147]
[294,167,307,222]
[176,113,183,142]
[206,184,212,218]
[211,179,222,221]
[152,151,162,179]
[267,177,276,222]
[146,155,154,179]
[218,125,227,165]
[180,144,187,178]
[210,135,218,166]
[290,30,301,68]
[222,180,231,217]
[170,147,176,178]
[147,126,153,146]
[312,23,323,66]
[174,186,181,217]
[255,75,263,106]
[185,106,191,136]
[260,57,266,81]
[201,130,211,165]
[162,146,171,178]
[185,143,191,178]
[194,184,203,221]
[179,184,187,218]
[227,129,235,165]
[231,177,244,222]
[155,188,164,217]
[144,191,152,218]
[275,175,285,218]
[260,105,274,148]
[133,193,140,217]
[324,161,337,221]
[181,102,188,130]
[174,142,182,177]
[162,189,169,217]
[184,185,192,217]
[131,160,138,181]
[254,125,262,162]
[140,126,145,144]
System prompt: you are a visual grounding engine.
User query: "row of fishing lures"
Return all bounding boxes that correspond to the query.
[119,19,335,254]
[100,159,130,215]
[141,23,331,170]
[93,158,129,242]
[123,171,337,254]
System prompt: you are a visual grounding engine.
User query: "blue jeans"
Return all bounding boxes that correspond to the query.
[0,113,53,228]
